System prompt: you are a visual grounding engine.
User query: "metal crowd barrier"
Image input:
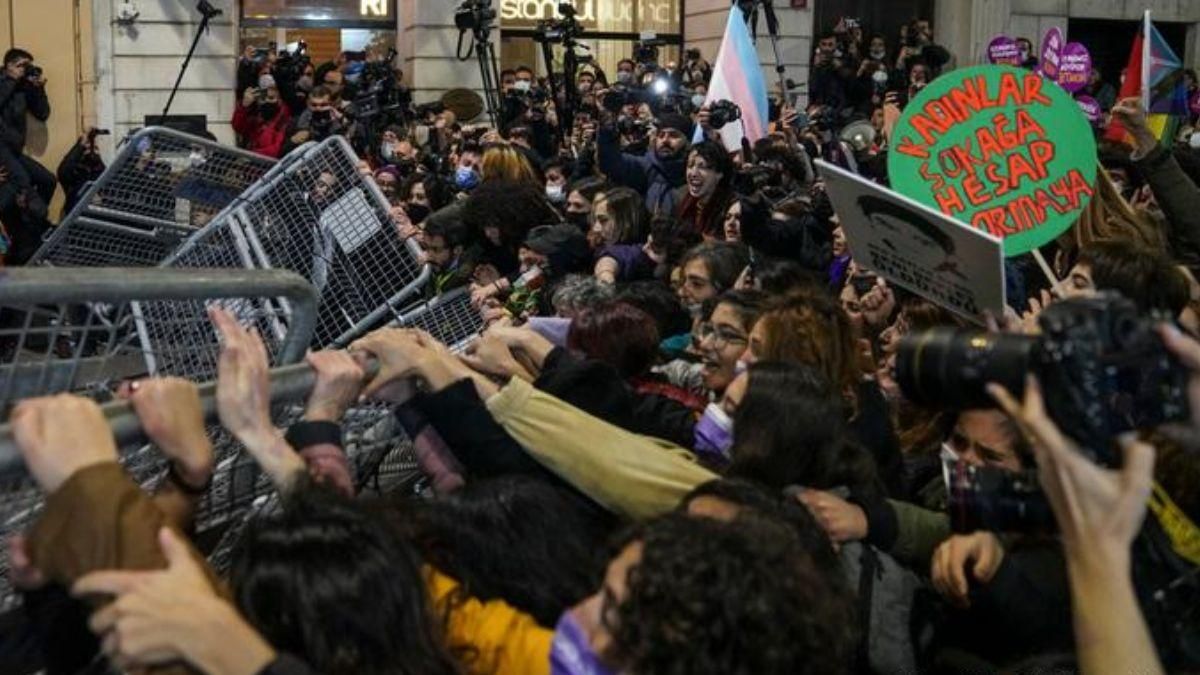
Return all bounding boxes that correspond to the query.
[162,135,430,348]
[0,268,416,615]
[29,127,278,267]
[0,267,316,408]
[387,286,485,353]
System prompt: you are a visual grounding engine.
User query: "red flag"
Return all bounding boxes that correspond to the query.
[1103,32,1144,144]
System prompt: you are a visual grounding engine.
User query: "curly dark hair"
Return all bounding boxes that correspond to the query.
[680,478,845,586]
[609,512,856,675]
[461,179,561,247]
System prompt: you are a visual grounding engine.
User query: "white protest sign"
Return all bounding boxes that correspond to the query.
[817,160,1006,324]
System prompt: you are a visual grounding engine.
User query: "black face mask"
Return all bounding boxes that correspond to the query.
[565,210,589,230]
[405,202,431,225]
[312,109,332,122]
[260,103,280,119]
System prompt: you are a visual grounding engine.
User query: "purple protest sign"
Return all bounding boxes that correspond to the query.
[1040,27,1064,81]
[1058,42,1091,92]
[1076,95,1102,125]
[987,36,1020,66]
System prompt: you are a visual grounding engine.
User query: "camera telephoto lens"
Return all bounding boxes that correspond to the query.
[896,329,1035,411]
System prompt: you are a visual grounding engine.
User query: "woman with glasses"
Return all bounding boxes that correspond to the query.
[693,290,768,398]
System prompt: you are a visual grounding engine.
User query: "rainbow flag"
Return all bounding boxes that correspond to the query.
[1105,11,1189,146]
[695,6,769,152]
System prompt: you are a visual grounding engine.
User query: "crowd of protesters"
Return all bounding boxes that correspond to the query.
[4,13,1200,675]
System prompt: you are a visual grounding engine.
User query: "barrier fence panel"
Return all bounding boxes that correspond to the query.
[0,268,422,616]
[163,135,430,349]
[391,287,485,353]
[29,127,278,268]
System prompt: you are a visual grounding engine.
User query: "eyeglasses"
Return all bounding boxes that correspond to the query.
[693,322,747,349]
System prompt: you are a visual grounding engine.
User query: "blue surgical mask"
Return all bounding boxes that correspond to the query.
[380,142,395,161]
[455,166,480,191]
[693,402,734,464]
[551,611,614,675]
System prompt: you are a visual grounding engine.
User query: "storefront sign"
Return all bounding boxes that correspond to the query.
[986,36,1020,66]
[888,65,1097,257]
[818,160,1005,324]
[1039,27,1064,81]
[243,0,395,25]
[500,0,676,28]
[1057,42,1091,93]
[360,0,388,16]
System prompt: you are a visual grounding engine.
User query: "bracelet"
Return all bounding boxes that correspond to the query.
[284,420,343,450]
[166,461,213,497]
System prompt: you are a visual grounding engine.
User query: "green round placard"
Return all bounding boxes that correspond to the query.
[887,64,1097,257]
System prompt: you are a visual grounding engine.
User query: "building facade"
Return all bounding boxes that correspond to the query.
[12,0,1200,169]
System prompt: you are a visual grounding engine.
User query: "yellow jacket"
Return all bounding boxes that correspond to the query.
[428,568,553,675]
[485,376,717,520]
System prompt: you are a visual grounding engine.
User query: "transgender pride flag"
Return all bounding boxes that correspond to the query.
[1104,10,1189,147]
[694,6,770,152]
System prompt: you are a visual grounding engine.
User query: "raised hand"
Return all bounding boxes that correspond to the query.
[11,394,118,494]
[74,528,275,674]
[211,307,305,493]
[303,350,365,423]
[120,377,214,492]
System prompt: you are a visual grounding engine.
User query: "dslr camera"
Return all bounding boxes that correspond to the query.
[634,38,667,68]
[898,293,1190,533]
[707,99,742,130]
[898,293,1189,466]
[24,64,42,82]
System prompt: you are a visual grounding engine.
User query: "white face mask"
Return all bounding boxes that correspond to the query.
[1190,132,1200,150]
[514,80,532,93]
[870,48,887,60]
[872,70,889,85]
[545,183,565,203]
[691,94,706,108]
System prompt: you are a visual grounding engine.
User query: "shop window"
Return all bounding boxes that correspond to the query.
[499,0,683,77]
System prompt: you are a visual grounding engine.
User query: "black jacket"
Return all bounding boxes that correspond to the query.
[0,75,49,153]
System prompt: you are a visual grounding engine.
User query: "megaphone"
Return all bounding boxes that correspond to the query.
[839,120,877,153]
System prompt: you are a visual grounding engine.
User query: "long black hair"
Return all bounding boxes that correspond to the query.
[727,362,881,498]
[230,488,460,675]
[395,475,617,626]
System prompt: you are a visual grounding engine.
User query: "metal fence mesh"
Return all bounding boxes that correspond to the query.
[164,136,429,348]
[0,269,414,615]
[30,128,277,268]
[392,287,484,353]
[0,269,313,409]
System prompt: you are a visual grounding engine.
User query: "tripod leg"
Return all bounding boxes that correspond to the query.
[163,16,210,119]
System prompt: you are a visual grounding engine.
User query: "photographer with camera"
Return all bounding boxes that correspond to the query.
[285,86,349,155]
[597,105,691,217]
[0,49,53,206]
[233,81,292,159]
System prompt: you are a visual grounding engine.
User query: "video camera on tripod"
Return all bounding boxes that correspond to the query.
[532,2,584,44]
[455,0,497,33]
